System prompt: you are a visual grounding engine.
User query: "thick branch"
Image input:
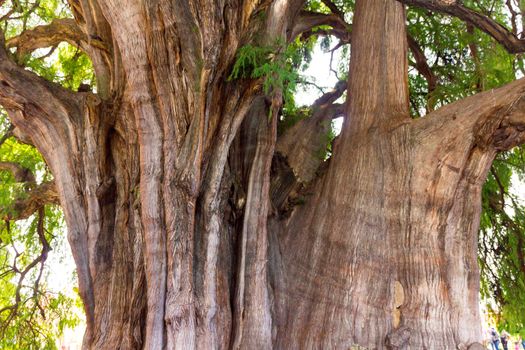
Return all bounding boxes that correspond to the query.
[2,181,59,221]
[264,0,310,42]
[294,8,438,100]
[0,33,81,123]
[312,79,347,107]
[292,0,350,42]
[291,10,349,41]
[416,78,525,152]
[6,7,113,98]
[344,0,409,134]
[6,18,107,56]
[398,0,525,53]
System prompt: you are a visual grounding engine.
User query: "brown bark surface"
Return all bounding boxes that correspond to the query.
[3,0,525,349]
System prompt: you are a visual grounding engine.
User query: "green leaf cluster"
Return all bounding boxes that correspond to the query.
[0,110,82,349]
[229,40,303,107]
[479,152,525,334]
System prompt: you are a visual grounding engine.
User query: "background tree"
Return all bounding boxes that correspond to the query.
[1,0,525,349]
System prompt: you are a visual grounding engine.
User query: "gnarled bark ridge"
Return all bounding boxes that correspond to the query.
[2,0,525,349]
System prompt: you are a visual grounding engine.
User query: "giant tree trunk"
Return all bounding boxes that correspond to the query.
[276,2,489,348]
[3,0,525,349]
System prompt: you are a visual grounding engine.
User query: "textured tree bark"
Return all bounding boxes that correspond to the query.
[4,0,525,349]
[273,1,525,348]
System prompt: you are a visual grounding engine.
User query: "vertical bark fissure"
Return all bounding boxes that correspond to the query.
[95,1,170,346]
[87,102,143,349]
[196,86,258,349]
[232,102,277,350]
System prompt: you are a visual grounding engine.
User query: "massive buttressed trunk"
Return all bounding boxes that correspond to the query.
[3,0,525,349]
[277,1,484,347]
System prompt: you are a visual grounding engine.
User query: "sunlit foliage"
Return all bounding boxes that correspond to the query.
[0,1,87,348]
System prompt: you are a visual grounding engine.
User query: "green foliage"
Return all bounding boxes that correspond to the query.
[229,40,303,108]
[229,44,272,81]
[407,5,518,115]
[479,152,525,334]
[0,110,82,349]
[55,43,95,90]
[20,42,96,91]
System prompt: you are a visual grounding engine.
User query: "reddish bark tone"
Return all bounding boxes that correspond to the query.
[2,0,525,348]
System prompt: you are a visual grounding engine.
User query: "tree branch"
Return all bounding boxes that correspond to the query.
[2,181,59,221]
[6,18,108,56]
[321,0,345,20]
[0,31,82,124]
[0,208,51,339]
[0,126,58,223]
[416,78,525,152]
[398,0,525,53]
[274,80,346,197]
[5,0,114,98]
[291,10,349,41]
[312,79,347,107]
[407,35,438,94]
[293,8,437,103]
